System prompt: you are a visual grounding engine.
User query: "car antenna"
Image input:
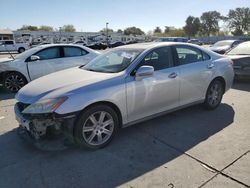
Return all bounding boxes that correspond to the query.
[3,44,15,60]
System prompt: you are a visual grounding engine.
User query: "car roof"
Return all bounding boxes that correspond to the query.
[116,42,197,50]
[37,44,84,48]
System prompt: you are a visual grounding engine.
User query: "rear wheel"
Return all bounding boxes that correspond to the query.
[74,105,119,149]
[203,80,224,110]
[18,47,25,53]
[4,72,27,92]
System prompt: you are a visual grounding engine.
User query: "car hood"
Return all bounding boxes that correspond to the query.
[16,67,120,104]
[0,57,14,63]
[210,45,230,52]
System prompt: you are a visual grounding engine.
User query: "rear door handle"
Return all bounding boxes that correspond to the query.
[168,72,177,78]
[207,63,214,69]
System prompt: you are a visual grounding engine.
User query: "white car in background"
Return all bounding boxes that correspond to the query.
[0,44,99,92]
[0,40,30,53]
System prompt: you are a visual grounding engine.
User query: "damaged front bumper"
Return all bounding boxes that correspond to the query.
[14,103,78,145]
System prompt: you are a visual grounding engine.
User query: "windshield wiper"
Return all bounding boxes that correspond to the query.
[84,68,97,72]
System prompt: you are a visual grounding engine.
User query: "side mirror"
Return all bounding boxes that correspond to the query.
[135,66,154,81]
[30,55,40,61]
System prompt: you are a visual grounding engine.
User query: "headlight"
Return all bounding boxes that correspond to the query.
[22,97,68,114]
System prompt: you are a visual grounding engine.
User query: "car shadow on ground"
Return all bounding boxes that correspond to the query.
[0,103,235,188]
[0,86,15,100]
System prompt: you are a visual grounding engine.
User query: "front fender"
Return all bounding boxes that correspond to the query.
[55,79,128,124]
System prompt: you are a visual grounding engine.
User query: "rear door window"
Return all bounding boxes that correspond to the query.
[175,45,203,65]
[63,47,88,57]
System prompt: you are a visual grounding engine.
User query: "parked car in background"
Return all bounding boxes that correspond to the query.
[15,42,234,149]
[154,37,188,43]
[188,39,203,45]
[126,41,138,45]
[73,40,87,46]
[209,40,242,54]
[87,42,107,50]
[0,40,29,53]
[108,41,125,48]
[225,41,250,79]
[0,44,99,92]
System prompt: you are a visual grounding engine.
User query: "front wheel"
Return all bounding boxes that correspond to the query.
[203,80,224,110]
[4,72,27,93]
[74,105,119,149]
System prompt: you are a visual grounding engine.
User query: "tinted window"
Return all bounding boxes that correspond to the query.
[64,47,87,57]
[140,47,173,71]
[175,46,203,65]
[5,41,14,45]
[35,47,60,60]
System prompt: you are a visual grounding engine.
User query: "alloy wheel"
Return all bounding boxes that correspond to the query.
[207,82,223,107]
[5,74,26,92]
[82,111,114,146]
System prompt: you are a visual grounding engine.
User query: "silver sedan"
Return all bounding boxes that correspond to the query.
[15,42,234,149]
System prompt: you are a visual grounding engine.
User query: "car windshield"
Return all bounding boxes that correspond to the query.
[83,48,143,73]
[227,42,250,55]
[213,41,234,47]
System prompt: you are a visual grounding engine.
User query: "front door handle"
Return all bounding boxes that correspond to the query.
[168,72,177,78]
[207,63,214,69]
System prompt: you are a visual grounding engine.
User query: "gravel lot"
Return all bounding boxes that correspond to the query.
[0,53,249,188]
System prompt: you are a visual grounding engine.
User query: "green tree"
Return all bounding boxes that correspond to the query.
[39,25,53,31]
[61,24,76,32]
[117,29,123,33]
[164,26,171,34]
[226,7,250,36]
[18,25,38,31]
[100,28,114,33]
[154,26,162,34]
[183,16,201,37]
[200,11,222,36]
[123,27,144,35]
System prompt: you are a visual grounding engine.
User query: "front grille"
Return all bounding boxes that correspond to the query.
[17,102,30,112]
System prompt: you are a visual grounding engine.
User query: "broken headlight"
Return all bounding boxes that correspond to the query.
[22,97,68,114]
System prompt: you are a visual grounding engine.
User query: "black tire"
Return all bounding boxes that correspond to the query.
[203,80,224,110]
[18,47,25,53]
[74,104,119,149]
[4,72,27,93]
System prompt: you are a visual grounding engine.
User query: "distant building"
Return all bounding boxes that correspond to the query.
[0,29,14,40]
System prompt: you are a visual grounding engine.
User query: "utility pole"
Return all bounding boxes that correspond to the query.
[59,27,62,43]
[106,22,109,46]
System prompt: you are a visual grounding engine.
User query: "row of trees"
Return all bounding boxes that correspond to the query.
[18,24,76,32]
[100,27,145,35]
[154,7,250,37]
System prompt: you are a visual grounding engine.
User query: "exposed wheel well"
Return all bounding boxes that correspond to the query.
[79,101,123,128]
[211,76,226,93]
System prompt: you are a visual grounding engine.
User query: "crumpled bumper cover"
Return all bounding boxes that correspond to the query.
[14,103,78,147]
